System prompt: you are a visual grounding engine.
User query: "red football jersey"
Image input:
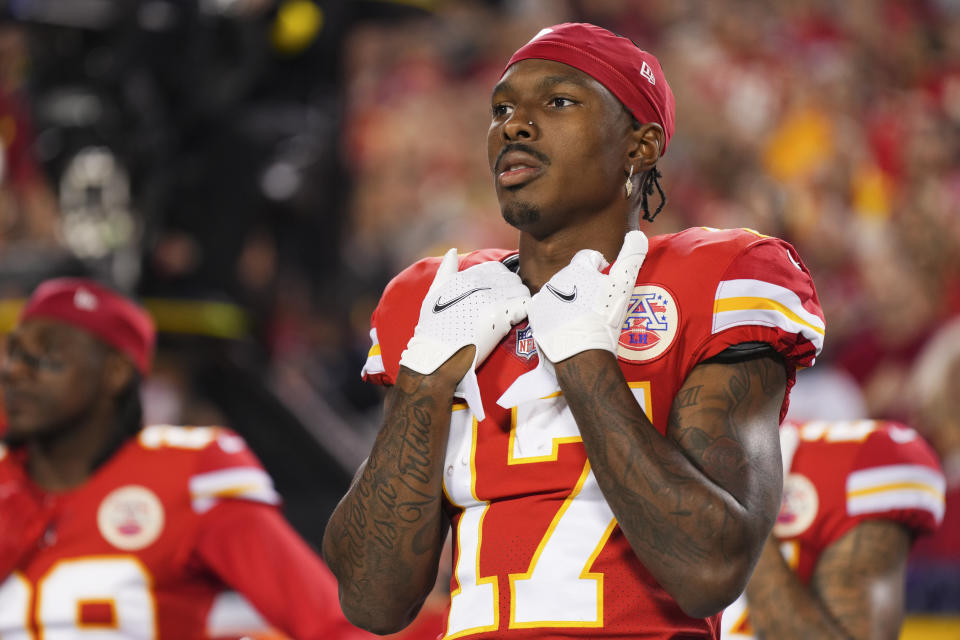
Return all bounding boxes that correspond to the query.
[0,425,368,640]
[363,228,825,639]
[721,419,945,639]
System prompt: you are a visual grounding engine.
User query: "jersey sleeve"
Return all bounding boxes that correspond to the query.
[361,248,517,386]
[0,446,55,581]
[360,257,441,386]
[186,428,282,515]
[806,422,946,549]
[841,423,946,538]
[195,500,375,640]
[692,236,825,369]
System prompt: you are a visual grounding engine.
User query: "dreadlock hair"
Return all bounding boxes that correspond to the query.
[91,371,144,469]
[116,372,144,439]
[628,114,668,223]
[640,167,666,222]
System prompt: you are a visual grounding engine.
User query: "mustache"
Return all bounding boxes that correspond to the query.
[495,142,551,172]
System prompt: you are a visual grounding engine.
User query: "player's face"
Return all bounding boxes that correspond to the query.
[0,319,109,442]
[488,59,634,236]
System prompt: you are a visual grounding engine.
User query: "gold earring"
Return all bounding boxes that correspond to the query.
[625,165,635,198]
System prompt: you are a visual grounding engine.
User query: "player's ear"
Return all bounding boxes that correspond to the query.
[627,122,664,172]
[103,351,136,398]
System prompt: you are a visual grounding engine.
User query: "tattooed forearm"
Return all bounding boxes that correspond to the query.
[554,350,786,617]
[813,521,911,639]
[323,367,454,630]
[560,360,713,564]
[397,397,434,483]
[746,521,911,640]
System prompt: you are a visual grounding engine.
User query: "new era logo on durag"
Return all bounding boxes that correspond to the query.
[73,288,99,311]
[640,61,656,85]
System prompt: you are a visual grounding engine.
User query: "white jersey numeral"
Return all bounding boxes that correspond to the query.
[138,425,218,449]
[797,419,880,443]
[445,405,499,637]
[0,557,157,639]
[509,461,617,629]
[0,573,32,640]
[443,385,650,637]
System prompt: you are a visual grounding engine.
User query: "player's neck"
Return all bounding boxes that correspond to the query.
[26,411,118,492]
[517,220,635,293]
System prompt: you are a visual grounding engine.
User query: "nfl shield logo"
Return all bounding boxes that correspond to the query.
[516,326,537,359]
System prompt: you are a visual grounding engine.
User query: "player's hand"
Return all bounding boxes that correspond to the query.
[400,248,530,420]
[528,230,648,363]
[0,473,54,581]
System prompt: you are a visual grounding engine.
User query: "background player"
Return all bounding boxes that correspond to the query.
[0,277,370,639]
[324,22,825,638]
[722,418,945,639]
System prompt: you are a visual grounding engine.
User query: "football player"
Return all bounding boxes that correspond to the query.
[722,419,944,639]
[0,277,370,639]
[324,22,825,638]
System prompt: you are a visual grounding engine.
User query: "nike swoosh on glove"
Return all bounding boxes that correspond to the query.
[400,248,530,421]
[529,229,648,363]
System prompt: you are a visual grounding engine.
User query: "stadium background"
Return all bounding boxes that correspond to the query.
[0,0,957,637]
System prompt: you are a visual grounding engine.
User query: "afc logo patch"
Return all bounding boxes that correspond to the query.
[515,325,537,359]
[617,284,679,363]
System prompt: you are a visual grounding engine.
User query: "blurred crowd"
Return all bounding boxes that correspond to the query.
[343,0,960,422]
[1,0,958,618]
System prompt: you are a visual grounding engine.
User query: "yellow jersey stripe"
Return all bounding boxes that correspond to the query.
[715,296,825,335]
[848,482,944,500]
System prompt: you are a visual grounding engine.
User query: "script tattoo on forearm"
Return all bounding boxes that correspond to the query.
[329,371,449,602]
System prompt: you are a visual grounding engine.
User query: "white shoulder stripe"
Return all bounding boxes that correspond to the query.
[362,354,385,377]
[847,464,946,523]
[189,467,280,514]
[714,279,824,355]
[361,327,386,377]
[847,489,945,523]
[848,464,945,492]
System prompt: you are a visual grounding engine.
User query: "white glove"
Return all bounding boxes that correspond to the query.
[528,230,648,363]
[400,248,530,421]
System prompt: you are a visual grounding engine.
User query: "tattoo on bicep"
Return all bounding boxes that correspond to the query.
[671,358,784,498]
[674,384,702,409]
